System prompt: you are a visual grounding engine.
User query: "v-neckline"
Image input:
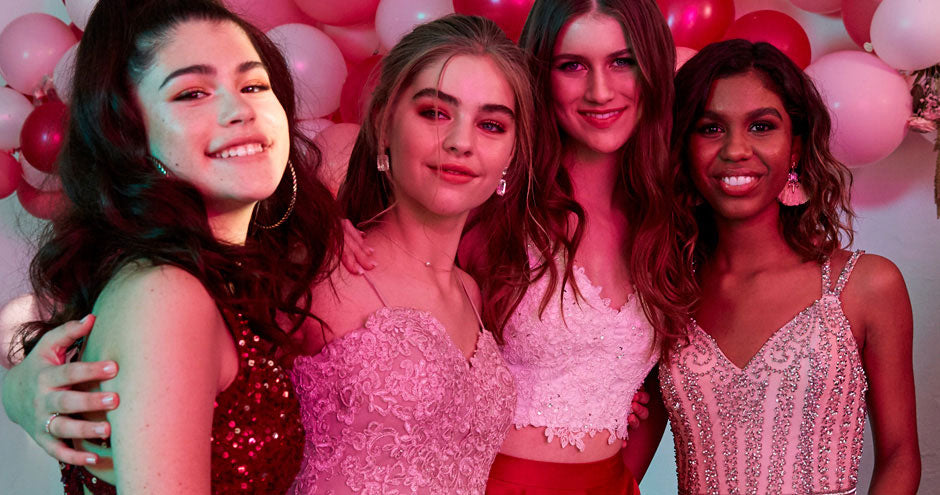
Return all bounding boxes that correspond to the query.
[572,263,635,314]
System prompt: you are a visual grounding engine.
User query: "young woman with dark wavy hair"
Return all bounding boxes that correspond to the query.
[1,0,340,492]
[661,39,920,494]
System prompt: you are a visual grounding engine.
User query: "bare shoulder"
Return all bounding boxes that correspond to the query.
[305,264,383,351]
[455,268,483,309]
[841,252,908,301]
[839,251,912,344]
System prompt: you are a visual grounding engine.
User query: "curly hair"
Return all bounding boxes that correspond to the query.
[15,0,341,359]
[507,0,696,345]
[672,40,854,267]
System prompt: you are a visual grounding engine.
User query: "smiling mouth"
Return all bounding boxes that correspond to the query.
[716,174,761,195]
[721,175,755,187]
[208,143,266,159]
[577,107,625,128]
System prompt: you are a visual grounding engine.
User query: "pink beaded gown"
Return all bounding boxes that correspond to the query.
[661,252,868,495]
[288,277,516,494]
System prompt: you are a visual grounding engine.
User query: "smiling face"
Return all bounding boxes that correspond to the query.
[134,19,289,220]
[689,70,800,221]
[550,12,639,158]
[382,54,516,219]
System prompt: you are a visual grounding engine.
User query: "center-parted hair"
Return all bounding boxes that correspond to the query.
[672,39,854,267]
[17,0,340,358]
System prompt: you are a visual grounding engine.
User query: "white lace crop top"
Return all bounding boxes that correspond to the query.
[500,253,660,451]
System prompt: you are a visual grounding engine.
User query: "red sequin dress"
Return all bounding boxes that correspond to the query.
[61,322,304,494]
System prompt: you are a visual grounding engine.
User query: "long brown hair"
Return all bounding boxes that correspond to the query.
[673,40,854,267]
[488,0,695,345]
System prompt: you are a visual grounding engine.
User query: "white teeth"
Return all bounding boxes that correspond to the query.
[584,110,620,119]
[721,175,755,186]
[214,143,264,159]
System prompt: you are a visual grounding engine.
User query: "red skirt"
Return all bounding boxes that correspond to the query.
[486,452,641,494]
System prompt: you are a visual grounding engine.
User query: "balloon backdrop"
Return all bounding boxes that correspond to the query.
[53,42,79,103]
[790,0,840,15]
[453,0,534,41]
[293,0,379,26]
[268,23,347,120]
[313,123,360,197]
[0,151,21,199]
[0,13,77,95]
[297,118,335,141]
[870,0,940,71]
[723,10,811,69]
[657,0,734,51]
[340,54,383,124]
[16,180,66,219]
[805,51,911,166]
[223,0,312,31]
[841,0,881,49]
[65,0,98,31]
[322,23,382,65]
[375,0,454,50]
[20,158,62,191]
[20,100,68,173]
[0,87,34,151]
[676,47,698,71]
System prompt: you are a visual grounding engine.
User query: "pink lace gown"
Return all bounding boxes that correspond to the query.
[289,279,516,494]
[661,252,868,495]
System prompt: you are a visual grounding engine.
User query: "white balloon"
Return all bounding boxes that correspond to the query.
[267,24,347,119]
[53,42,79,103]
[0,87,33,151]
[298,118,335,141]
[65,0,98,31]
[870,0,940,71]
[375,0,454,50]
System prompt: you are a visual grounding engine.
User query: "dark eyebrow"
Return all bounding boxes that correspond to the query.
[700,107,783,122]
[413,88,515,120]
[553,48,634,61]
[159,60,265,89]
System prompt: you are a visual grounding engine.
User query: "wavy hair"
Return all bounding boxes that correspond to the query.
[672,40,854,267]
[15,0,340,359]
[509,0,696,344]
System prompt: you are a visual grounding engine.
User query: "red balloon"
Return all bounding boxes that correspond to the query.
[0,151,22,199]
[20,100,68,173]
[842,0,882,49]
[16,180,67,220]
[453,0,535,41]
[657,0,735,50]
[723,10,811,69]
[340,55,383,124]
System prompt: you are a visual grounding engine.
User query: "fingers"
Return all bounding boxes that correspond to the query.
[41,360,118,390]
[43,387,118,416]
[36,315,96,365]
[44,439,100,466]
[341,219,376,274]
[633,389,651,405]
[46,412,111,440]
[628,413,640,430]
[630,400,650,421]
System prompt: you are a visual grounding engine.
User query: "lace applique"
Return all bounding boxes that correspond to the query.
[503,256,659,451]
[290,307,516,494]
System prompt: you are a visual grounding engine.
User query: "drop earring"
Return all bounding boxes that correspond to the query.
[777,161,808,206]
[496,169,507,196]
[377,153,389,172]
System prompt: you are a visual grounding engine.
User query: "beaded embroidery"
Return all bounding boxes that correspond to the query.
[661,251,868,495]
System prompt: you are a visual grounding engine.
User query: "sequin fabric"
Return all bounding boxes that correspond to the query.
[289,306,516,494]
[60,319,304,494]
[661,251,868,495]
[502,252,659,451]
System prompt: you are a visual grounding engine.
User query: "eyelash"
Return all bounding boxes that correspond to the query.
[418,108,506,133]
[173,83,271,101]
[556,56,636,72]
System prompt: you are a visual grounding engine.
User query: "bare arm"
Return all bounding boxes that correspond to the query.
[846,255,920,494]
[88,266,235,494]
[622,366,667,481]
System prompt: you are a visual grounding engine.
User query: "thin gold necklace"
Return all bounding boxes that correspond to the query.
[374,229,453,272]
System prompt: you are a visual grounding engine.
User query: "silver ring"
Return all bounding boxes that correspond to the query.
[44,412,60,435]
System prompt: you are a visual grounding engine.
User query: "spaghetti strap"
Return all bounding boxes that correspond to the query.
[361,273,390,308]
[456,276,486,332]
[831,250,865,296]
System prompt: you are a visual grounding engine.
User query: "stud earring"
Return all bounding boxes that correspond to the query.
[777,161,808,206]
[496,169,507,196]
[377,154,389,172]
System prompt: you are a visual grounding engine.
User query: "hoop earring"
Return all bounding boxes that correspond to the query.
[148,155,168,176]
[496,169,507,196]
[253,161,297,230]
[377,154,389,172]
[777,161,808,206]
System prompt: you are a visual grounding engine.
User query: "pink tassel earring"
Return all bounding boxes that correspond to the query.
[777,161,808,206]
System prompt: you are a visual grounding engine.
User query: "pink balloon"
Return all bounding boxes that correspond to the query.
[805,51,911,166]
[17,179,67,220]
[676,47,698,71]
[0,14,77,95]
[322,23,383,65]
[658,0,735,51]
[53,43,79,103]
[870,0,940,71]
[268,24,348,120]
[841,0,881,49]
[65,0,98,31]
[312,123,360,197]
[790,0,840,14]
[298,118,335,141]
[223,0,313,31]
[293,0,379,26]
[723,10,812,69]
[20,157,63,191]
[20,100,68,173]
[0,87,33,151]
[375,0,454,50]
[0,150,22,198]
